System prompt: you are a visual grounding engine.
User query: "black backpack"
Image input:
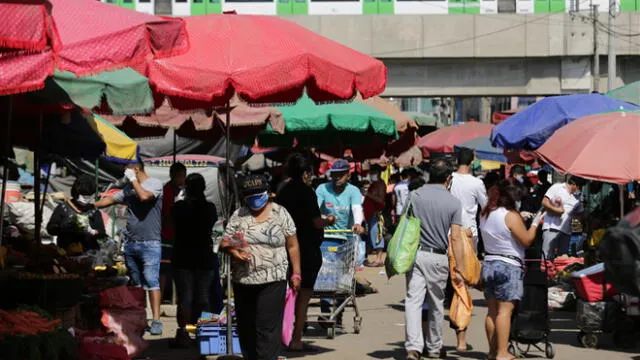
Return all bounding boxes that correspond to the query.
[599,207,640,297]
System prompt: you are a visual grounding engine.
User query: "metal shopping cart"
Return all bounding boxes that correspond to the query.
[310,230,362,339]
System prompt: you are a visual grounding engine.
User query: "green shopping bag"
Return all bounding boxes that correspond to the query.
[385,197,421,277]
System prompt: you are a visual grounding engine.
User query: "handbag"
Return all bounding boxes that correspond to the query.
[281,287,297,346]
[385,194,421,278]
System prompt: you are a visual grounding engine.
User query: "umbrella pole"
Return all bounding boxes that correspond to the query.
[225,100,233,356]
[173,130,177,163]
[619,184,625,219]
[40,162,52,217]
[95,158,100,201]
[0,96,13,248]
[34,113,43,262]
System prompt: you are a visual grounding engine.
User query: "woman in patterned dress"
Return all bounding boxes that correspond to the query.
[220,175,302,360]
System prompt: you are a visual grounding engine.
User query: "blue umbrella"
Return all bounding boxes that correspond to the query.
[490,94,640,150]
[454,135,507,162]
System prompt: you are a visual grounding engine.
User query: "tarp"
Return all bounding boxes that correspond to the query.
[454,135,507,163]
[94,115,139,164]
[606,81,640,106]
[491,94,640,150]
[0,0,188,96]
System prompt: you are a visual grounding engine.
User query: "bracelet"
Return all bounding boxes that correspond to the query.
[290,274,302,281]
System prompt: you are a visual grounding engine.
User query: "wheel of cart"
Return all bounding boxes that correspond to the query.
[578,331,599,348]
[309,230,362,339]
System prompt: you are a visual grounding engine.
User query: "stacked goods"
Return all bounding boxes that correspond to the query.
[9,272,83,311]
[0,307,77,360]
[99,287,148,357]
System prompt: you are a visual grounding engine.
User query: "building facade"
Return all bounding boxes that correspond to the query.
[103,0,635,16]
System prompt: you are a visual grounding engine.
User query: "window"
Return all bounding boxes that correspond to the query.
[225,0,271,2]
[139,0,151,2]
[122,0,133,3]
[497,0,515,12]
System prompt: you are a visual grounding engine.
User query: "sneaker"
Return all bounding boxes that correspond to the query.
[425,349,446,359]
[149,320,163,336]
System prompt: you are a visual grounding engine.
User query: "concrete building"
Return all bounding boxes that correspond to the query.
[103,0,640,120]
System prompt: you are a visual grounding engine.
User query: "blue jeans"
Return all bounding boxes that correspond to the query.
[368,215,385,250]
[124,240,161,291]
[482,260,524,302]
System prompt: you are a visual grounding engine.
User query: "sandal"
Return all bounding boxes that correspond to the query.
[456,344,474,352]
[406,351,420,360]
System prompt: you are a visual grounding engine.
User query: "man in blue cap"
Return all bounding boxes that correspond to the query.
[315,159,365,326]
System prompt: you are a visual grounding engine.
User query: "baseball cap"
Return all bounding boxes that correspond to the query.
[329,159,350,174]
[240,175,269,196]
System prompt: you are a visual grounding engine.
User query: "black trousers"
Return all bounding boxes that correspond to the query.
[174,268,215,328]
[233,281,287,360]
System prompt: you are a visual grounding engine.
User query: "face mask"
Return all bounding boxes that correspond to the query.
[516,177,524,183]
[76,194,95,206]
[371,174,380,182]
[245,191,269,211]
[515,200,522,210]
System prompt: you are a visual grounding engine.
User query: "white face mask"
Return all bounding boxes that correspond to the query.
[76,194,95,206]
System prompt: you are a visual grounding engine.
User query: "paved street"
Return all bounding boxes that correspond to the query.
[143,267,640,360]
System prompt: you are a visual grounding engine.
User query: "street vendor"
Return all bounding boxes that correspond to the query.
[96,160,165,336]
[47,174,106,253]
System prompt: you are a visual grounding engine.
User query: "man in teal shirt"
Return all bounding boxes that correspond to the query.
[316,159,365,325]
[316,159,364,233]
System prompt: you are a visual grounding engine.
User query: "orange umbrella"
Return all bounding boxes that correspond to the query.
[536,110,640,184]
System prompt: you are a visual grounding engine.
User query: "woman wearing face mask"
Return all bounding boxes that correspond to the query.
[220,175,302,360]
[47,174,106,253]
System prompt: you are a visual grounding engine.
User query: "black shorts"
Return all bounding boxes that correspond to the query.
[300,248,323,290]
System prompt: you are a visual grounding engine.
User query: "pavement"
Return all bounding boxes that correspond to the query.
[141,266,640,360]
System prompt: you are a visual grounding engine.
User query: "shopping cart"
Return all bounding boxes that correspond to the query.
[310,230,362,339]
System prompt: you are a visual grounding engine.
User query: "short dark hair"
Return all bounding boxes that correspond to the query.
[128,158,145,172]
[169,162,187,179]
[428,159,453,184]
[71,174,96,199]
[568,176,587,188]
[457,148,474,166]
[510,165,525,177]
[285,153,311,179]
[538,169,549,182]
[185,173,206,199]
[400,169,410,179]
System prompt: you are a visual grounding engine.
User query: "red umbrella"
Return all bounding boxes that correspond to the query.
[0,0,188,96]
[536,111,640,184]
[147,14,387,107]
[417,122,493,154]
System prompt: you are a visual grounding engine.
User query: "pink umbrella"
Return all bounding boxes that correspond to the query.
[536,111,640,184]
[417,122,493,154]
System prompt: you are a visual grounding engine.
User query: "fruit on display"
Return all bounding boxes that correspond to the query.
[13,272,80,280]
[0,308,61,336]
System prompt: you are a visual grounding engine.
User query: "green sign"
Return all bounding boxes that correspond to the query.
[277,0,308,15]
[192,0,222,14]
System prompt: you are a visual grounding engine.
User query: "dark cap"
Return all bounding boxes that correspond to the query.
[329,159,351,174]
[240,175,269,196]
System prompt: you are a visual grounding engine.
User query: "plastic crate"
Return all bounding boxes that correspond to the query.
[197,324,241,355]
[572,263,618,302]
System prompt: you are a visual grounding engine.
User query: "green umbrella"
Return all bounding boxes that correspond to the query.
[26,68,154,116]
[606,81,640,106]
[257,95,398,147]
[404,111,439,127]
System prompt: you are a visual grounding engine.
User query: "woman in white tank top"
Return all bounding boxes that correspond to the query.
[479,180,543,360]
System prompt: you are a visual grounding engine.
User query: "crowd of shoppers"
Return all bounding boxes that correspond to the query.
[63,148,602,360]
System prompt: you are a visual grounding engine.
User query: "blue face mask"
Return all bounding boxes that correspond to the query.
[245,191,269,211]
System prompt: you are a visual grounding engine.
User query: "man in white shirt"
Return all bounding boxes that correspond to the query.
[541,176,586,259]
[450,149,488,251]
[448,148,487,353]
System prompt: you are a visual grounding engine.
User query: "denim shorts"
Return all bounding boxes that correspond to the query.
[482,260,524,302]
[368,216,384,250]
[124,240,162,291]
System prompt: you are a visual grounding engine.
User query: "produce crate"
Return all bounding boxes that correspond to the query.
[572,263,618,302]
[196,324,241,355]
